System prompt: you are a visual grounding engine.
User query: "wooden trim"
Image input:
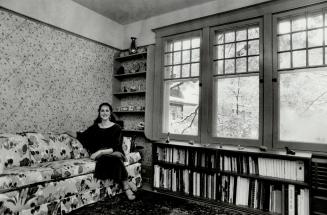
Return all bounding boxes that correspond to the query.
[153,0,326,38]
[148,0,327,153]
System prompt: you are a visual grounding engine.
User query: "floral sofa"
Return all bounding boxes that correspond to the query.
[0,133,142,215]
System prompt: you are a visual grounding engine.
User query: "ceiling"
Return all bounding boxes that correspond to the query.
[72,0,216,25]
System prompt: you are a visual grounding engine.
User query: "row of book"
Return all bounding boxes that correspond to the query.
[156,146,305,181]
[156,147,189,165]
[153,165,309,214]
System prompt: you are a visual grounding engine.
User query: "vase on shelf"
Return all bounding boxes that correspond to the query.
[129,37,138,54]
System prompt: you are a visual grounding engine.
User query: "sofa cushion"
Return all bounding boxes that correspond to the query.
[0,134,32,173]
[60,134,89,159]
[23,133,58,164]
[0,165,54,191]
[0,158,95,192]
[35,158,95,180]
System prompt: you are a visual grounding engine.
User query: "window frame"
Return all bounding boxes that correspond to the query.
[272,3,327,152]
[208,18,264,147]
[149,0,327,153]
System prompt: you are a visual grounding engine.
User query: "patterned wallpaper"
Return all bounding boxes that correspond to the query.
[0,8,116,133]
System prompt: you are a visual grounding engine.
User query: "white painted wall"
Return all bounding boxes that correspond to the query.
[123,0,272,49]
[0,0,124,49]
[0,0,272,49]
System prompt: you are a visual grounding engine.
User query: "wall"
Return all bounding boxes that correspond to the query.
[0,8,116,133]
[123,0,272,49]
[0,0,124,49]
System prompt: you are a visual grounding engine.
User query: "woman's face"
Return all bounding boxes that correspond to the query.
[99,105,111,121]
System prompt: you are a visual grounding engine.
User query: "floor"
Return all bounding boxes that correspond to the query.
[68,187,245,215]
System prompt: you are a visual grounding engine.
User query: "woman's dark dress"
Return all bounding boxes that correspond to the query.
[77,123,128,181]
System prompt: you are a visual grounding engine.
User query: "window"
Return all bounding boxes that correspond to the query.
[212,23,261,140]
[276,9,327,145]
[150,0,327,152]
[162,33,201,136]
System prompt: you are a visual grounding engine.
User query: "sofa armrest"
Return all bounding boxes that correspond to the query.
[124,152,141,166]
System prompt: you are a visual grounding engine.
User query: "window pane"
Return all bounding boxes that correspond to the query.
[248,27,259,39]
[278,19,290,34]
[217,33,224,44]
[236,29,247,41]
[248,56,259,72]
[236,42,247,57]
[214,76,259,139]
[308,13,323,29]
[293,50,307,68]
[191,63,200,76]
[225,43,235,58]
[217,45,224,59]
[191,38,200,48]
[164,53,172,65]
[163,80,199,135]
[225,31,235,43]
[248,39,259,55]
[182,64,190,77]
[165,41,173,52]
[280,68,327,143]
[174,41,182,51]
[292,32,306,49]
[308,48,323,66]
[292,16,306,31]
[173,51,181,64]
[172,65,181,78]
[308,29,323,47]
[164,66,172,79]
[191,48,200,62]
[182,50,190,63]
[236,58,247,73]
[278,34,291,51]
[225,59,235,74]
[214,60,224,75]
[182,40,191,49]
[278,52,291,69]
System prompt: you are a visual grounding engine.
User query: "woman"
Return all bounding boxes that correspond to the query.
[77,102,136,200]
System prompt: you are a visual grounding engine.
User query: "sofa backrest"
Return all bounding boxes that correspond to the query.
[0,134,32,173]
[0,132,89,173]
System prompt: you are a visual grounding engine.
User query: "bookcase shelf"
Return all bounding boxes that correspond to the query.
[152,141,312,214]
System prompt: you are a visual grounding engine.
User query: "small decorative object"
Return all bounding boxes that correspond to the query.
[130,86,137,92]
[117,66,125,74]
[188,140,194,145]
[122,86,128,92]
[259,146,267,152]
[165,132,170,143]
[285,147,296,155]
[121,107,129,111]
[136,122,145,130]
[128,105,135,111]
[129,37,138,54]
[132,62,140,73]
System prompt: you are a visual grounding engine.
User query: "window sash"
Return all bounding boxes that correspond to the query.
[273,4,327,152]
[208,19,263,146]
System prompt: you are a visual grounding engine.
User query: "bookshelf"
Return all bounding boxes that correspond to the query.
[152,141,312,215]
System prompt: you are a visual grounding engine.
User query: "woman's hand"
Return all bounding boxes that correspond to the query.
[90,151,101,160]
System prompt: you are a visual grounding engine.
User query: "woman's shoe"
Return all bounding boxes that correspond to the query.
[128,181,137,192]
[124,188,136,200]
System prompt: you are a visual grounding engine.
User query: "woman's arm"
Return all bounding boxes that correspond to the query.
[90,148,113,160]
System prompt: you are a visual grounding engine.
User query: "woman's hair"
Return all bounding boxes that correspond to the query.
[94,102,117,124]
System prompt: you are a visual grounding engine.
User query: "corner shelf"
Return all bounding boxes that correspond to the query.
[113,91,146,96]
[114,71,146,79]
[115,52,147,62]
[113,111,145,114]
[122,129,144,133]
